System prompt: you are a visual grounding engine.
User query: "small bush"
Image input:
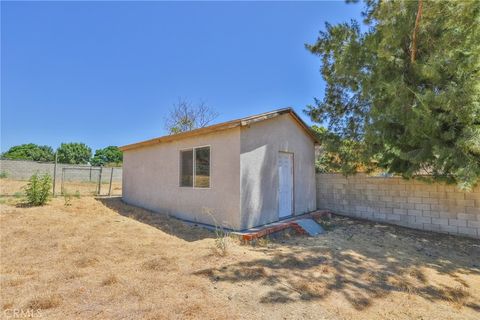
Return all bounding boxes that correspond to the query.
[0,171,7,179]
[214,225,229,256]
[24,173,52,206]
[204,208,231,256]
[63,193,72,207]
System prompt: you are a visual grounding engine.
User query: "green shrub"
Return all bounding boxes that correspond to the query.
[24,173,52,206]
[14,192,23,199]
[0,171,7,179]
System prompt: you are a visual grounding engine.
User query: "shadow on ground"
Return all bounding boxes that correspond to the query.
[96,197,214,242]
[195,216,480,311]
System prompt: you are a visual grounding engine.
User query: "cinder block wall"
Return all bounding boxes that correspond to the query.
[0,159,122,182]
[316,173,480,239]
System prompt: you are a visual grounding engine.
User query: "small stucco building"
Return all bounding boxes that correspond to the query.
[120,108,319,231]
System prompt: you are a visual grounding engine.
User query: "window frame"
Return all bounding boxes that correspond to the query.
[179,145,211,189]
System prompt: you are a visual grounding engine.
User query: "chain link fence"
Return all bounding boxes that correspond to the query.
[0,159,122,197]
[60,167,122,196]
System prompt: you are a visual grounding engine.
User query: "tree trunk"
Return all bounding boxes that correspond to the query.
[411,0,423,63]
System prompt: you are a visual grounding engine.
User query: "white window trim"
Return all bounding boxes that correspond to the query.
[179,145,211,189]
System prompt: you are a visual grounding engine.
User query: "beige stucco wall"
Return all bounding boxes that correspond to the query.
[122,127,242,229]
[239,114,317,229]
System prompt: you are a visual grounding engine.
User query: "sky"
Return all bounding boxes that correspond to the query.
[1,1,364,152]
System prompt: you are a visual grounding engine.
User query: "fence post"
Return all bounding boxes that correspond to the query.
[108,167,114,196]
[52,153,58,197]
[97,167,103,196]
[61,167,65,195]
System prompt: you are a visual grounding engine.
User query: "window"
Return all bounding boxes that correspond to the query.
[179,146,210,188]
[180,150,193,187]
[194,147,210,188]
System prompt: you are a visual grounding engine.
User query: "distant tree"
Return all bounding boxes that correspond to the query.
[312,125,374,174]
[91,146,123,167]
[56,143,92,164]
[164,99,219,134]
[1,144,55,162]
[306,0,480,189]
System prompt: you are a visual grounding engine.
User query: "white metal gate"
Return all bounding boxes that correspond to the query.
[278,152,294,218]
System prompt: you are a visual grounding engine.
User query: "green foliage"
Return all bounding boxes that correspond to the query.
[91,146,123,167]
[0,171,7,179]
[13,192,23,199]
[56,143,92,164]
[62,190,80,207]
[312,125,372,174]
[1,144,55,162]
[24,173,52,206]
[306,0,480,189]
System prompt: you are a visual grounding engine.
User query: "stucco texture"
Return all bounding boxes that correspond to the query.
[122,127,242,229]
[239,114,317,229]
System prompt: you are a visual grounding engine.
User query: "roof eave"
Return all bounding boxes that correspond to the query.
[119,108,319,152]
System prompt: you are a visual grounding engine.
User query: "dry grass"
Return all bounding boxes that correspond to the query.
[1,196,479,319]
[101,274,119,286]
[440,285,471,309]
[140,257,178,272]
[26,294,62,310]
[0,178,122,197]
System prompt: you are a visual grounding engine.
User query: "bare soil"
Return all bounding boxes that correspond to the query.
[1,196,479,319]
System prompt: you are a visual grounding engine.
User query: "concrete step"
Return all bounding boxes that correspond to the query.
[291,218,325,236]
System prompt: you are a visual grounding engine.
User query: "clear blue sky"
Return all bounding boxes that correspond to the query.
[1,1,363,152]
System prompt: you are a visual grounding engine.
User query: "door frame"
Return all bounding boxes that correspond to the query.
[278,151,295,219]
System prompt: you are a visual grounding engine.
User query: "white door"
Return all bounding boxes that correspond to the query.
[278,152,293,218]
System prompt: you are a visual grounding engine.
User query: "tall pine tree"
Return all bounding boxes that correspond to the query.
[306,0,480,189]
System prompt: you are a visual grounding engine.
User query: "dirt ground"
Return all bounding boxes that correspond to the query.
[0,196,479,320]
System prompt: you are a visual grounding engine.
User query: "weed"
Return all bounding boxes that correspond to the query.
[214,227,229,256]
[204,208,231,256]
[64,194,72,206]
[0,171,7,179]
[13,191,23,198]
[257,237,270,247]
[317,216,335,231]
[23,173,52,206]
